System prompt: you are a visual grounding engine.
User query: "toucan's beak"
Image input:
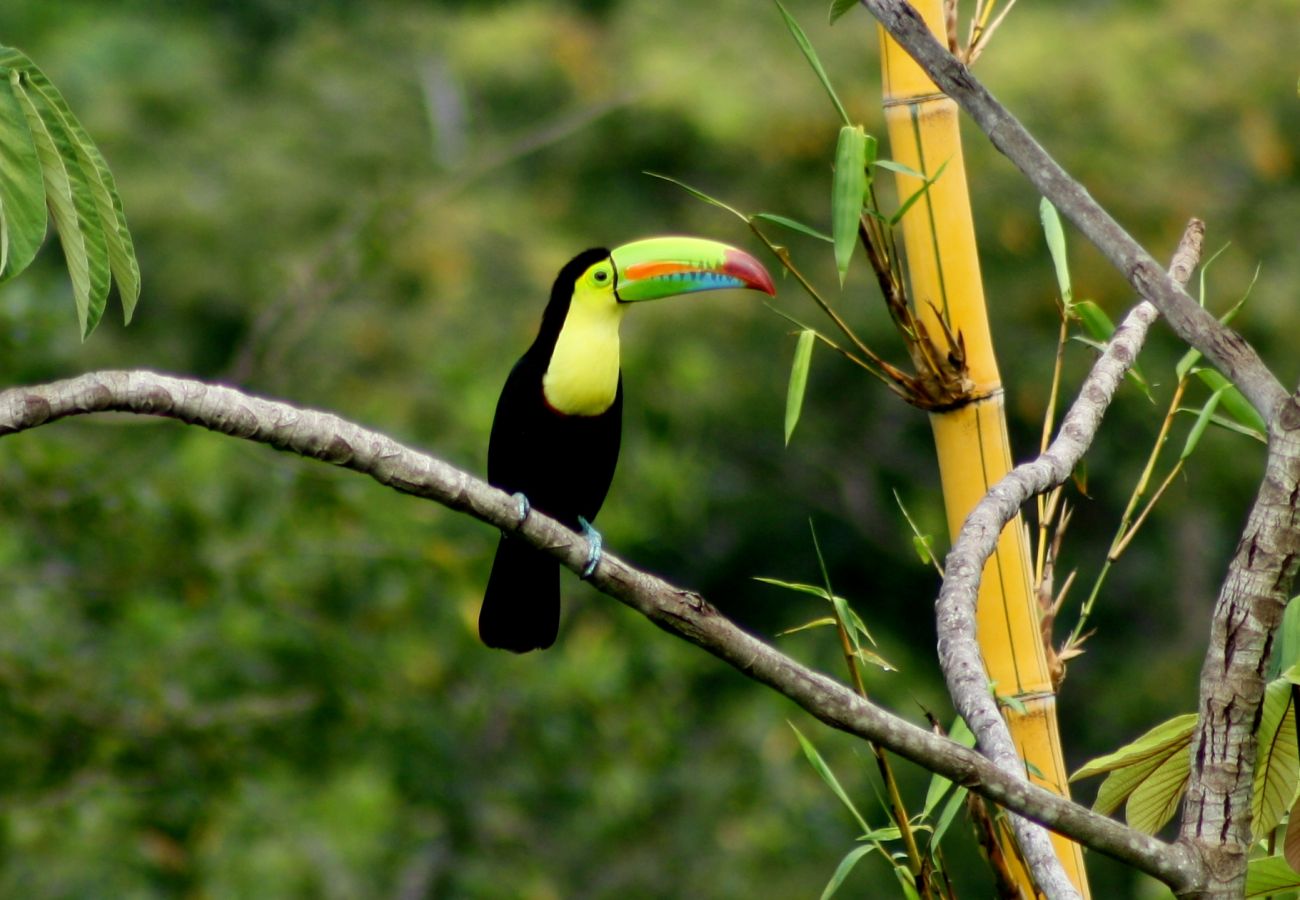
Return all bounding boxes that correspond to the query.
[610,236,776,303]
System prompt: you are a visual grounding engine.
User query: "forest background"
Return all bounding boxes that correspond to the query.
[0,0,1296,896]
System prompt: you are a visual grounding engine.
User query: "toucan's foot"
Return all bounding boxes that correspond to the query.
[578,516,603,579]
[511,492,531,526]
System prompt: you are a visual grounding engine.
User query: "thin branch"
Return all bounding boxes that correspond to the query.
[933,221,1203,900]
[0,368,1198,892]
[856,0,1287,426]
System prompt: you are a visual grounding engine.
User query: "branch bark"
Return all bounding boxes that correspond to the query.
[0,369,1199,892]
[937,222,1202,897]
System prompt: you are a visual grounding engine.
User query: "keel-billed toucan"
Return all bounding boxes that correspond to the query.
[481,236,776,652]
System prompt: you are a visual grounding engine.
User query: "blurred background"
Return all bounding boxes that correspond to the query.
[0,0,1295,896]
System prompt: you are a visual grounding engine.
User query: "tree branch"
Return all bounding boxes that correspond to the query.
[856,0,1287,425]
[0,369,1198,891]
[936,222,1203,897]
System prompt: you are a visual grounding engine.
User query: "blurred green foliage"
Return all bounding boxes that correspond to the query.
[0,0,1295,896]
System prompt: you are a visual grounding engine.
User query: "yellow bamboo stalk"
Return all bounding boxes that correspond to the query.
[875,4,1091,896]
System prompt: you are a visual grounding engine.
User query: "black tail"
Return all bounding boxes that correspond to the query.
[479,534,559,652]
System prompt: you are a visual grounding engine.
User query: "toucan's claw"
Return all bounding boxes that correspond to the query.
[512,492,531,526]
[578,516,603,579]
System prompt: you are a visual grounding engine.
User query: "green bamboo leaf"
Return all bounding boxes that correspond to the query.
[643,171,748,222]
[753,212,833,243]
[922,717,975,818]
[0,69,46,282]
[828,0,860,25]
[753,576,840,602]
[888,158,948,227]
[930,783,969,849]
[1252,677,1299,837]
[776,616,839,637]
[1072,713,1197,780]
[1194,368,1267,438]
[832,124,866,285]
[774,0,851,126]
[819,844,876,900]
[1180,385,1229,461]
[10,74,100,338]
[1125,741,1190,833]
[22,62,139,321]
[853,646,896,672]
[1040,198,1072,304]
[873,158,925,179]
[1245,856,1300,897]
[785,328,816,445]
[1073,299,1115,342]
[789,722,871,834]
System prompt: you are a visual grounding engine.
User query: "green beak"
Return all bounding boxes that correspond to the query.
[610,236,776,303]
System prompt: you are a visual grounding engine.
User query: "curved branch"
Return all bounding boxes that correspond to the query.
[936,222,1205,898]
[0,368,1198,891]
[857,0,1287,424]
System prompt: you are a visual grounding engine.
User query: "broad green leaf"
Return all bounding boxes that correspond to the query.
[10,73,99,338]
[1180,385,1228,461]
[819,844,876,900]
[1039,198,1071,304]
[1195,368,1267,438]
[22,61,139,321]
[785,329,816,445]
[774,0,851,126]
[828,0,859,25]
[0,68,46,282]
[789,722,871,834]
[1093,750,1179,817]
[1125,742,1190,833]
[1072,713,1197,780]
[1245,856,1300,897]
[832,124,867,285]
[753,212,833,243]
[1252,677,1298,837]
[888,158,948,227]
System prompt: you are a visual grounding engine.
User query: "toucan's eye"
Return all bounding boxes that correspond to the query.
[592,268,610,284]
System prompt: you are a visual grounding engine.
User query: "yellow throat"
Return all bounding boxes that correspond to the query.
[543,284,626,416]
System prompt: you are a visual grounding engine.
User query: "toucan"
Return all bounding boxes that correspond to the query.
[480,236,776,652]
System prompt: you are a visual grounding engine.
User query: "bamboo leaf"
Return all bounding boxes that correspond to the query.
[1179,385,1229,461]
[1125,741,1190,833]
[643,171,748,221]
[1245,856,1300,897]
[819,844,876,900]
[1039,198,1071,304]
[774,0,851,126]
[789,722,871,834]
[930,784,968,849]
[923,717,975,818]
[873,158,925,179]
[888,158,948,227]
[785,329,816,445]
[832,124,867,285]
[1194,368,1267,438]
[828,0,860,25]
[1071,713,1197,780]
[0,68,46,282]
[753,212,833,243]
[1252,677,1299,837]
[753,576,843,603]
[777,616,839,636]
[1072,299,1115,342]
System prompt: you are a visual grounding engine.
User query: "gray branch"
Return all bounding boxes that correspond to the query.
[936,223,1203,899]
[0,369,1199,892]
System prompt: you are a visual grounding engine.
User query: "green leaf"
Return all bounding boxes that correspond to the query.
[1194,368,1267,438]
[819,844,876,900]
[1039,198,1072,304]
[753,212,833,243]
[1252,677,1299,837]
[873,158,925,180]
[1273,600,1300,678]
[1072,713,1198,780]
[0,69,46,282]
[789,722,871,834]
[643,171,747,221]
[930,784,969,850]
[776,616,839,637]
[828,0,860,25]
[774,0,851,126]
[922,717,975,818]
[1245,856,1300,897]
[753,576,842,603]
[1093,752,1170,817]
[1125,741,1189,833]
[1073,299,1115,343]
[832,124,867,285]
[785,329,816,445]
[888,158,948,227]
[1179,385,1228,461]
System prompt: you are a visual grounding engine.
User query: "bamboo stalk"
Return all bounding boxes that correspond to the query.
[875,3,1091,895]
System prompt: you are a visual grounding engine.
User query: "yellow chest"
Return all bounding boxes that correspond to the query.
[542,293,625,416]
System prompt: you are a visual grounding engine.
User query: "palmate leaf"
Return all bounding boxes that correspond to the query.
[0,44,140,338]
[0,69,45,282]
